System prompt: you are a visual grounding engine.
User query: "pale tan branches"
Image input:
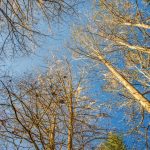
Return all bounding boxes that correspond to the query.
[94,0,150,54]
[0,60,107,149]
[69,1,150,148]
[122,22,150,29]
[72,0,150,113]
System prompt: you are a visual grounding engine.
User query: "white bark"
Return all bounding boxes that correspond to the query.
[122,22,150,30]
[92,49,150,113]
[99,32,150,54]
[116,39,150,54]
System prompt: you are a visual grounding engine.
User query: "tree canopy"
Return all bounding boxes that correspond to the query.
[0,0,149,149]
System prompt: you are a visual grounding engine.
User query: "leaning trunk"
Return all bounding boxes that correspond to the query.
[96,51,150,113]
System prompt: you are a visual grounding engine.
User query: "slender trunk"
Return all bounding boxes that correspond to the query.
[96,51,150,113]
[115,39,150,54]
[122,22,150,29]
[49,116,56,150]
[68,98,73,150]
[99,32,150,54]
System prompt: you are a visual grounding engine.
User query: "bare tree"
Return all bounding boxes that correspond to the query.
[0,0,80,57]
[0,60,108,149]
[71,1,150,148]
[97,0,150,53]
[72,0,150,113]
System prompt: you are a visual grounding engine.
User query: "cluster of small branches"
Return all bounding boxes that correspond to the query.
[0,0,79,57]
[0,61,108,149]
[71,0,150,149]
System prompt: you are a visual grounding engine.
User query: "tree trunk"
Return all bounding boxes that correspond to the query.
[96,51,150,113]
[68,98,74,150]
[49,116,56,150]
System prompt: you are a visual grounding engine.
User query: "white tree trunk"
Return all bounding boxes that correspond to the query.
[95,51,150,113]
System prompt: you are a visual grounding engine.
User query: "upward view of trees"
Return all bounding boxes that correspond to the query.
[0,61,108,149]
[0,0,149,149]
[72,0,150,148]
[73,0,150,112]
[0,0,79,57]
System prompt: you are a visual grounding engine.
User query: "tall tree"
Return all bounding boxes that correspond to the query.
[0,60,108,149]
[72,0,150,113]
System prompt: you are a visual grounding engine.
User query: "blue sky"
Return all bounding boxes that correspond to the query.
[1,0,150,149]
[3,1,92,76]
